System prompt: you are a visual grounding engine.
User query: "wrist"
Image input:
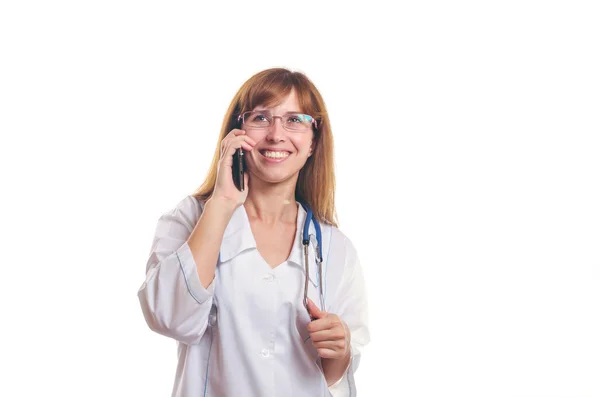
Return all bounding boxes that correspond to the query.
[205,196,238,218]
[322,350,351,386]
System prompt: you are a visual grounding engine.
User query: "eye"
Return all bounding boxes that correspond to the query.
[250,112,270,122]
[286,114,310,123]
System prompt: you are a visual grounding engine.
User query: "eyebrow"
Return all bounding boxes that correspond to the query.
[252,108,304,113]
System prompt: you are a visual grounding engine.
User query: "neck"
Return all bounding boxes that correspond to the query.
[244,176,298,225]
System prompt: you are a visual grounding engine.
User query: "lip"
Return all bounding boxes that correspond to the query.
[259,147,292,153]
[258,148,292,164]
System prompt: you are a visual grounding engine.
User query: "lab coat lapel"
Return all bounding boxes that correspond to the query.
[218,202,321,287]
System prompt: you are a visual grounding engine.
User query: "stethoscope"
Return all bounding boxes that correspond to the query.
[300,202,325,319]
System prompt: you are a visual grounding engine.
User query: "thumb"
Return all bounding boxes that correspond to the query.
[306,298,326,320]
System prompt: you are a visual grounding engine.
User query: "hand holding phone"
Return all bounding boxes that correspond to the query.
[213,129,253,205]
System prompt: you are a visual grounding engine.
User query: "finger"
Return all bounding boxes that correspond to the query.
[228,129,258,146]
[239,134,257,147]
[221,142,237,161]
[221,129,247,153]
[308,327,345,342]
[306,298,326,320]
[235,135,256,151]
[222,141,251,155]
[219,143,241,167]
[313,339,347,351]
[307,316,337,333]
[315,348,338,359]
[221,136,254,160]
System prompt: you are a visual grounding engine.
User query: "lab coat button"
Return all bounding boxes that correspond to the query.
[262,274,274,282]
[260,349,270,357]
[209,313,217,326]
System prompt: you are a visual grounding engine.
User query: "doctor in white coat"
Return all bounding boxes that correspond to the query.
[138,68,370,397]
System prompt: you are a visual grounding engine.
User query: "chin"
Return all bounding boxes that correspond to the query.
[251,170,298,185]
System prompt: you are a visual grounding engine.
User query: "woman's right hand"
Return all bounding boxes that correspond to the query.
[211,129,256,208]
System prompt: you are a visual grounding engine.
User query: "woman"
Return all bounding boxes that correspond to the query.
[138,68,369,396]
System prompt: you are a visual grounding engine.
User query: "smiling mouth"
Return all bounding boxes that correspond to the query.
[259,150,291,159]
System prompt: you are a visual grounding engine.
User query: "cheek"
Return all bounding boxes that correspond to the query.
[291,136,313,155]
[245,130,265,142]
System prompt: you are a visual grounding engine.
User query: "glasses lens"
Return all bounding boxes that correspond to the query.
[244,111,271,128]
[284,113,313,131]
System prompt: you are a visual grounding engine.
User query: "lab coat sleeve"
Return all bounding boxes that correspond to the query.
[328,236,370,397]
[137,198,214,345]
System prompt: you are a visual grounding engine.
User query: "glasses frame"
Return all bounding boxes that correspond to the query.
[237,110,319,132]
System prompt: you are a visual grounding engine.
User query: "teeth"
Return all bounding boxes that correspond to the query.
[263,151,289,159]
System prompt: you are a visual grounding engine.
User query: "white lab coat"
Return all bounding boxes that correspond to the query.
[138,195,369,397]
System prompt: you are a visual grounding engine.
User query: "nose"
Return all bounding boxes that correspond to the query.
[265,116,286,142]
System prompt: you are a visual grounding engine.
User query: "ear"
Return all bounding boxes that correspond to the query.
[308,140,315,157]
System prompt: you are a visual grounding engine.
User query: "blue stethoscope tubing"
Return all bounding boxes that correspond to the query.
[301,203,325,318]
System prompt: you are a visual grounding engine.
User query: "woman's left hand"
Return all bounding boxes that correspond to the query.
[306,298,351,360]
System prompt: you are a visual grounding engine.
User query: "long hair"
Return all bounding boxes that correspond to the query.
[192,68,337,227]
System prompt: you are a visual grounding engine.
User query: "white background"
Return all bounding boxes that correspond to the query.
[1,1,599,396]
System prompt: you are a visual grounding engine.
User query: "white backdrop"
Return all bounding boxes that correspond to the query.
[1,1,599,396]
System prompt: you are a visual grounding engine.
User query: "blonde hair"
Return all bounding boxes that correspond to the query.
[192,68,337,227]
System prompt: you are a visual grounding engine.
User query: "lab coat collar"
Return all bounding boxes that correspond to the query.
[219,202,321,286]
[219,204,257,263]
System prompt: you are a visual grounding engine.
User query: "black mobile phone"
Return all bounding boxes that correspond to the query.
[232,148,246,191]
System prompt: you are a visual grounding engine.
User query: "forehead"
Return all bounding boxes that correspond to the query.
[253,89,300,112]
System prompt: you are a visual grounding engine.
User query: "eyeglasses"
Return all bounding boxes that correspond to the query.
[237,110,318,132]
